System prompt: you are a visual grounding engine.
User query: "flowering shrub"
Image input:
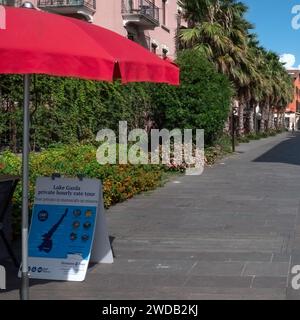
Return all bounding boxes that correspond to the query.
[0,145,168,236]
[157,143,205,174]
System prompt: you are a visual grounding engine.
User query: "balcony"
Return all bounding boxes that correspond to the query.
[37,0,96,18]
[122,0,159,28]
[0,0,22,6]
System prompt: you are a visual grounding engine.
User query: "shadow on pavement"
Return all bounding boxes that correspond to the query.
[0,242,58,297]
[253,132,300,166]
[0,234,116,296]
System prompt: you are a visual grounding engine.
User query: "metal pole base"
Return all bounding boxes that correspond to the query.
[20,272,29,300]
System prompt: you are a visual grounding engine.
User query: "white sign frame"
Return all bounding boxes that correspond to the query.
[20,177,113,282]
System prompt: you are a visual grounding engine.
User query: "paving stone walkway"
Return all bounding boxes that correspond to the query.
[1,132,300,300]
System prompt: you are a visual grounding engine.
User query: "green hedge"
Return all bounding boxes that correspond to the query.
[0,49,233,151]
[237,129,286,143]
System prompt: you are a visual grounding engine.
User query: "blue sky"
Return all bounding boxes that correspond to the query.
[244,0,300,68]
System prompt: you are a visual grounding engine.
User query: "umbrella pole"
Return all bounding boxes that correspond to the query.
[20,74,30,300]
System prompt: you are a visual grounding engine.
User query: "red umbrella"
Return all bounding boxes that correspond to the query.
[0,5,179,300]
[0,6,179,85]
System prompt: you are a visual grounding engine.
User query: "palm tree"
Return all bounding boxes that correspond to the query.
[178,0,294,136]
[179,0,250,74]
[255,49,293,132]
[178,0,255,136]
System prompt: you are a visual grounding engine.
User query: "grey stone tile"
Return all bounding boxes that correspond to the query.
[252,277,287,289]
[190,261,244,276]
[187,288,286,300]
[243,262,289,277]
[184,276,252,288]
[286,288,300,300]
[272,253,292,263]
[115,250,272,262]
[91,259,196,275]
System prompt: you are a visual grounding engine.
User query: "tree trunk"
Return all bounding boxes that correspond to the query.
[281,111,286,129]
[268,107,275,130]
[237,100,244,136]
[260,104,269,132]
[224,115,230,134]
[278,111,284,129]
[267,106,272,130]
[248,105,255,133]
[265,104,270,132]
[260,105,265,132]
[224,100,235,134]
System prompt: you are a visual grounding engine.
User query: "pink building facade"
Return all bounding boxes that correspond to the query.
[4,0,183,59]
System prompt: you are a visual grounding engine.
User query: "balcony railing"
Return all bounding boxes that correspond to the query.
[0,0,22,6]
[122,0,159,27]
[38,0,96,11]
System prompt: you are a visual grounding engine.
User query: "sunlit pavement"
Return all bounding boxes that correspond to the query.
[2,132,300,300]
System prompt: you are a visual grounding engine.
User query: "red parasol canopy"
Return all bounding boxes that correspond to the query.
[0,6,179,85]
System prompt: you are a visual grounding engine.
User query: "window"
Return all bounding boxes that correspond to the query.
[162,0,167,25]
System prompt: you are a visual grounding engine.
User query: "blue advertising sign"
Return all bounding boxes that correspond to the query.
[23,177,112,282]
[29,205,96,260]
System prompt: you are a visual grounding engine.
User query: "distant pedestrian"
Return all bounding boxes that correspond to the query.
[292,123,295,134]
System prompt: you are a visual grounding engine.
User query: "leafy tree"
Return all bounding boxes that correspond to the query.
[151,49,233,146]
